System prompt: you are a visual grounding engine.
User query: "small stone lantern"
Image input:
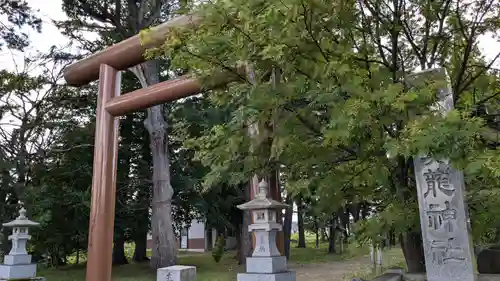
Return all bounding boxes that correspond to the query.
[0,208,43,280]
[236,179,296,281]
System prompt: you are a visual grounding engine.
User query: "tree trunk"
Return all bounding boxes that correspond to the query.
[207,228,214,251]
[134,125,152,263]
[296,195,306,248]
[112,236,128,265]
[361,201,370,219]
[328,213,337,254]
[315,220,319,249]
[339,206,349,247]
[283,194,293,260]
[131,60,178,269]
[0,170,9,259]
[389,228,396,247]
[132,187,150,262]
[396,155,426,272]
[1,228,10,259]
[234,224,241,260]
[239,182,253,265]
[15,128,27,197]
[133,231,149,262]
[115,114,132,265]
[350,203,361,223]
[400,232,426,273]
[343,207,350,232]
[320,228,327,242]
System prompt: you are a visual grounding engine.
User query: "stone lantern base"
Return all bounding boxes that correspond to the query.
[246,256,287,273]
[0,277,45,281]
[237,271,296,281]
[0,263,37,279]
[237,256,296,281]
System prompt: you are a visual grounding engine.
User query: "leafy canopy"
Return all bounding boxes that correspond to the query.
[156,0,500,246]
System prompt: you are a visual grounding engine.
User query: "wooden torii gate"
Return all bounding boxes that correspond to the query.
[63,14,284,281]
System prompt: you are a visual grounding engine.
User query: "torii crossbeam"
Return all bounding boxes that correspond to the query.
[63,14,283,281]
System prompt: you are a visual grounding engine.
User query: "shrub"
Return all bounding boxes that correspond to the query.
[212,235,225,263]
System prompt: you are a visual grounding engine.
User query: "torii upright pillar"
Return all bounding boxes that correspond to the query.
[86,64,121,281]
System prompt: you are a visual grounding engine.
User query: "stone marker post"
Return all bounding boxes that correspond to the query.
[376,247,383,267]
[370,244,375,265]
[410,68,475,281]
[237,179,295,281]
[0,207,44,281]
[157,265,196,281]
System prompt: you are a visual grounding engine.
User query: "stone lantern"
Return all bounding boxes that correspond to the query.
[236,179,296,281]
[0,208,43,280]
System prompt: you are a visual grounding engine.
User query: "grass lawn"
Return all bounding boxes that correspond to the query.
[42,253,239,281]
[39,232,407,281]
[39,241,380,281]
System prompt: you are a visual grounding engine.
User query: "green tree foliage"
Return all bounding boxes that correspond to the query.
[0,0,252,268]
[158,0,500,272]
[27,124,94,266]
[212,235,225,263]
[0,53,81,261]
[0,0,41,50]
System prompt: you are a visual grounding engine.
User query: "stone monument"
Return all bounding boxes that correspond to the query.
[410,68,476,281]
[0,207,43,281]
[237,179,295,281]
[157,265,196,281]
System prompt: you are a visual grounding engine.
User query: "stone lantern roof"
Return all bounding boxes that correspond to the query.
[3,208,40,228]
[237,179,290,211]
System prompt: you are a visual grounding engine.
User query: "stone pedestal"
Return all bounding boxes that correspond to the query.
[240,255,295,281]
[157,265,196,281]
[0,263,37,279]
[404,273,500,281]
[238,271,296,281]
[246,256,287,273]
[4,254,32,265]
[0,277,45,281]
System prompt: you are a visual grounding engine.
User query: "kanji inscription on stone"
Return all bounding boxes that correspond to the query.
[410,68,476,281]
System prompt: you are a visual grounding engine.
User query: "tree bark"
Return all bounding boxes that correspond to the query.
[207,227,213,251]
[320,228,327,242]
[133,124,152,262]
[400,232,426,272]
[328,213,337,254]
[361,201,370,220]
[132,183,150,262]
[396,155,426,271]
[314,216,319,249]
[133,231,149,262]
[283,194,293,259]
[350,203,361,223]
[112,236,128,265]
[131,60,178,269]
[234,224,241,260]
[296,195,306,248]
[389,228,396,247]
[339,206,349,246]
[239,182,253,265]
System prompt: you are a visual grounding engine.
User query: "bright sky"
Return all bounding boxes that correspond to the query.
[0,0,499,73]
[0,0,67,72]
